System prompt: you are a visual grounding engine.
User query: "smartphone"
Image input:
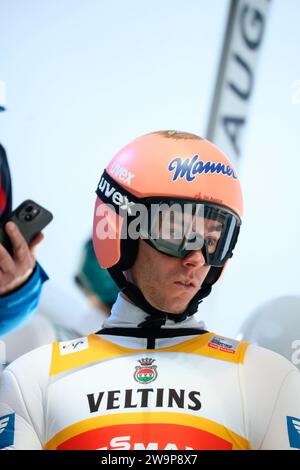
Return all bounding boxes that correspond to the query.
[0,199,53,254]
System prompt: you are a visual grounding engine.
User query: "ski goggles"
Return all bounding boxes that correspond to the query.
[139,199,241,267]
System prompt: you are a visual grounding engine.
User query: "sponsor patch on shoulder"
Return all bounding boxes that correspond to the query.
[0,413,15,449]
[208,336,239,354]
[287,416,300,449]
[60,337,89,356]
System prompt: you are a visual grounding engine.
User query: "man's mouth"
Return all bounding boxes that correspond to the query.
[174,280,197,290]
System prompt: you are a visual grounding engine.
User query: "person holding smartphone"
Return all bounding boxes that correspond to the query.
[0,143,48,336]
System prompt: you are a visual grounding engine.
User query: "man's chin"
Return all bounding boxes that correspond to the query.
[142,290,194,315]
[166,298,193,315]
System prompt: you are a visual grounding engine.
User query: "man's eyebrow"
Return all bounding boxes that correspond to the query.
[206,223,222,232]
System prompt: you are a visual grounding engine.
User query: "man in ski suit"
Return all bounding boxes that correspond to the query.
[1,130,300,450]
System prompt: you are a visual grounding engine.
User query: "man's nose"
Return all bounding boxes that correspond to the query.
[182,249,206,268]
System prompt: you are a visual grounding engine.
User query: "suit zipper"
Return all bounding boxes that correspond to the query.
[147,337,156,349]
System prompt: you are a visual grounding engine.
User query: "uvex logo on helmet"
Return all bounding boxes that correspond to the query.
[109,163,135,186]
[97,176,136,215]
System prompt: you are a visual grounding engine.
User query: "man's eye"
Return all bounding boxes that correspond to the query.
[205,237,218,252]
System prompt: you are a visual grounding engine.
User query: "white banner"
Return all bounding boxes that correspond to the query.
[206,0,271,166]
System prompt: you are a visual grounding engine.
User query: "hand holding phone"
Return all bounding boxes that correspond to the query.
[0,200,53,254]
[0,200,53,295]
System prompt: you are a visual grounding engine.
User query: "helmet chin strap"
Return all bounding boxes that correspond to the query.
[108,266,212,328]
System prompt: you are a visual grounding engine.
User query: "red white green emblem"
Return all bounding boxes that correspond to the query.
[134,358,158,384]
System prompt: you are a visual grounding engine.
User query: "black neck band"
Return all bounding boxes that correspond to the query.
[96,327,209,338]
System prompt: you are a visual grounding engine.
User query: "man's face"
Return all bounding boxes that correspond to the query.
[126,216,222,314]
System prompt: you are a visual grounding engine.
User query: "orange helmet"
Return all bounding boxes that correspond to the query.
[93,130,243,322]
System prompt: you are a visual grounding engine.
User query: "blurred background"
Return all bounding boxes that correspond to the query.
[0,0,299,337]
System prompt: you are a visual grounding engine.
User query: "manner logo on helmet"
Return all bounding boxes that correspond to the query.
[168,155,238,182]
[97,177,136,215]
[60,337,89,356]
[109,163,135,186]
[208,336,239,354]
[134,358,158,384]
